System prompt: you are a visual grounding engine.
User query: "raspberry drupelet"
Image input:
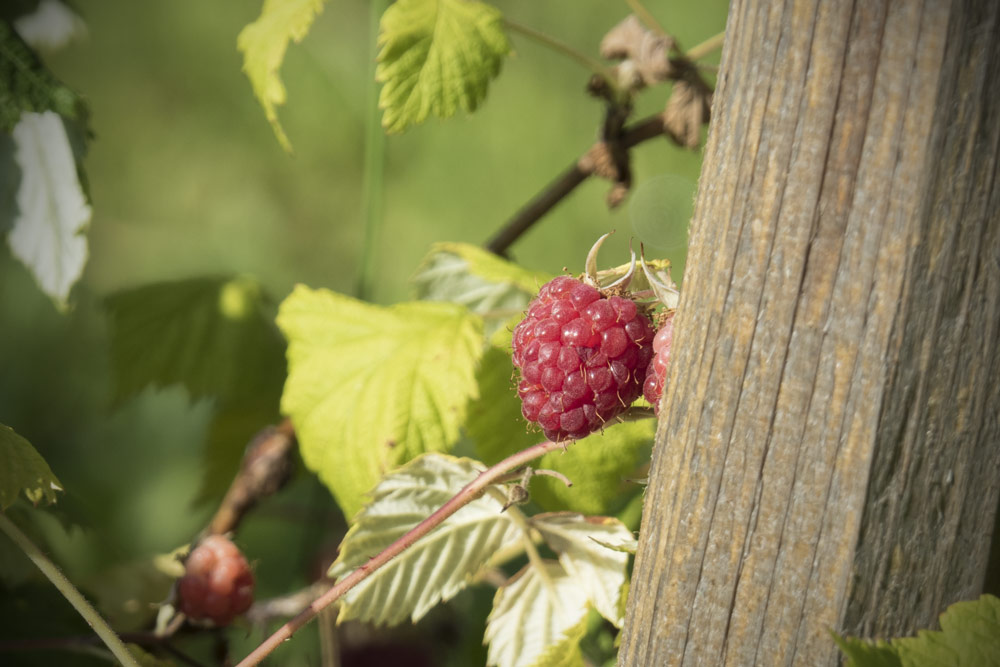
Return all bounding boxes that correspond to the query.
[512,276,654,442]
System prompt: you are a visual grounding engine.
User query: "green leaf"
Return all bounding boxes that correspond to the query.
[277,286,484,517]
[467,344,541,463]
[485,561,590,667]
[329,453,521,625]
[0,423,62,509]
[106,276,285,403]
[531,614,587,667]
[237,0,327,151]
[0,22,88,131]
[894,595,1000,667]
[413,243,549,338]
[533,513,632,627]
[832,633,902,667]
[531,420,654,516]
[6,110,90,307]
[377,0,510,133]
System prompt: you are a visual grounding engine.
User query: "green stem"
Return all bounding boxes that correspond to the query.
[686,30,726,62]
[0,512,141,667]
[503,18,618,90]
[356,0,388,302]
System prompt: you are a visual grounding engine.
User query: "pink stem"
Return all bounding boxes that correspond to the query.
[235,440,564,667]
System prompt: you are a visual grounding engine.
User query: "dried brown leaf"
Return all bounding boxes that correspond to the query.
[663,79,712,149]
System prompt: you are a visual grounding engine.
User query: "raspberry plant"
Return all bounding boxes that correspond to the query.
[0,1,721,666]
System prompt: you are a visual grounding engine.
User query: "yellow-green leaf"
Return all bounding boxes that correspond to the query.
[329,454,521,625]
[277,285,484,517]
[485,561,589,667]
[237,0,327,151]
[531,420,654,516]
[0,423,62,509]
[377,0,510,133]
[533,513,632,627]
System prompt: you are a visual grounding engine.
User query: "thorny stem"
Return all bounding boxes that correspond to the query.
[485,114,671,256]
[0,512,142,667]
[234,439,565,667]
[503,18,619,91]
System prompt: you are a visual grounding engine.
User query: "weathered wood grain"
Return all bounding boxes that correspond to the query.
[618,0,1000,664]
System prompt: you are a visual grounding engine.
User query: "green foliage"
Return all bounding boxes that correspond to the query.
[485,561,590,667]
[467,343,541,461]
[105,276,285,403]
[533,513,632,627]
[329,454,521,625]
[0,423,62,509]
[376,0,510,133]
[277,285,484,516]
[413,241,549,337]
[5,110,91,307]
[834,634,903,667]
[835,595,1000,667]
[530,420,654,516]
[237,0,327,151]
[0,21,87,132]
[329,453,632,666]
[531,615,588,667]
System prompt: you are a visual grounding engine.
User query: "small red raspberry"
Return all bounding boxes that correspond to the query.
[512,276,654,441]
[177,535,254,626]
[642,314,674,414]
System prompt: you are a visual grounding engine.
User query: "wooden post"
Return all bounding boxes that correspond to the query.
[618,0,1000,664]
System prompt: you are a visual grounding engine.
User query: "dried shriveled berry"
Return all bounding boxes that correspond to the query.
[177,535,254,626]
[512,276,654,441]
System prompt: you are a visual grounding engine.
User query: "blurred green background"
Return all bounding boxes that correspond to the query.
[1,0,728,664]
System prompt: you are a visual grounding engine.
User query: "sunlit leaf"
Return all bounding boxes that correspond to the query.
[414,242,548,314]
[377,0,510,133]
[533,513,632,627]
[6,111,90,308]
[531,614,587,667]
[329,454,521,625]
[0,423,62,509]
[485,561,590,667]
[277,286,484,517]
[237,0,326,151]
[106,275,285,403]
[533,420,653,516]
[467,344,540,463]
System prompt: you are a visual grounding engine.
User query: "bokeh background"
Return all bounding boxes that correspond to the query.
[0,1,728,664]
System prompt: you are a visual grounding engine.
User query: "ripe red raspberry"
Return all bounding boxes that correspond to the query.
[642,314,674,414]
[177,535,254,626]
[512,276,654,441]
